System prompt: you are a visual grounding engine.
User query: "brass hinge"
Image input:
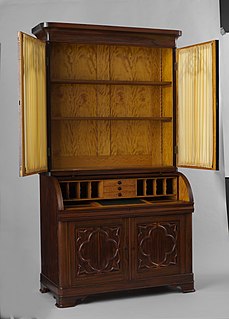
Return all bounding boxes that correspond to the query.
[47,147,51,157]
[174,145,178,154]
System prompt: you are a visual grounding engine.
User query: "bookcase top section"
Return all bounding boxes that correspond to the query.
[32,22,181,48]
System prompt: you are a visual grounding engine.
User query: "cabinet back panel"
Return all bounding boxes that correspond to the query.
[110,120,155,155]
[50,43,171,81]
[51,119,173,169]
[50,44,173,82]
[51,44,98,80]
[52,155,161,170]
[110,86,161,117]
[52,121,159,154]
[162,122,173,166]
[51,84,98,117]
[51,85,162,118]
[109,46,161,81]
[50,43,173,170]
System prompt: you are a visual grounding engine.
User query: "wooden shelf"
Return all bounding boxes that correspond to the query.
[51,79,172,86]
[51,116,172,122]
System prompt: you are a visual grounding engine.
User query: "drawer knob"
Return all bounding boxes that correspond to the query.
[118,181,122,185]
[118,187,122,190]
[118,192,122,197]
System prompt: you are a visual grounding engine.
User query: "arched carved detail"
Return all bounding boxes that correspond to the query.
[137,222,178,270]
[75,225,121,276]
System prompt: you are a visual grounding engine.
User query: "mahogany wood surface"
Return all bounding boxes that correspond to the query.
[40,175,62,285]
[40,172,194,308]
[32,22,181,47]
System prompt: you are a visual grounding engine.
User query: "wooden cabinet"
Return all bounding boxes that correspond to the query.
[19,22,218,307]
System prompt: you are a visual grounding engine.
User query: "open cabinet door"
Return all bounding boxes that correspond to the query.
[177,40,218,170]
[18,32,48,176]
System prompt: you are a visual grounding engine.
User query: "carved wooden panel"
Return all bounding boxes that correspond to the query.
[70,219,128,285]
[137,221,178,270]
[76,225,121,275]
[133,217,181,278]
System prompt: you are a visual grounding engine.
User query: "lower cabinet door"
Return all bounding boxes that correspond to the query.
[132,215,185,279]
[69,218,129,286]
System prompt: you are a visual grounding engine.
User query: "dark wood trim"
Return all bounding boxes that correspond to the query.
[173,48,177,167]
[32,22,181,48]
[32,22,182,36]
[49,167,177,179]
[40,272,194,304]
[46,42,52,171]
[58,204,194,222]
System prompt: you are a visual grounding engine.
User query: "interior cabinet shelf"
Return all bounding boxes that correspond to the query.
[51,116,173,121]
[51,79,172,86]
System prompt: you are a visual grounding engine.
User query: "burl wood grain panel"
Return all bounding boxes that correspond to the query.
[51,44,97,80]
[50,43,173,170]
[109,46,162,81]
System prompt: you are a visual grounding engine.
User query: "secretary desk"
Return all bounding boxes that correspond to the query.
[18,22,218,307]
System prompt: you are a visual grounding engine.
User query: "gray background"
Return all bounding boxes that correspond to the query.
[1,0,229,318]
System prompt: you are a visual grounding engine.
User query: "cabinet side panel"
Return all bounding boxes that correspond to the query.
[185,214,193,274]
[40,175,61,285]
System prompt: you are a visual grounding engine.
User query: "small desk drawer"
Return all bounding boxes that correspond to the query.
[103,179,136,199]
[103,179,136,188]
[103,190,136,198]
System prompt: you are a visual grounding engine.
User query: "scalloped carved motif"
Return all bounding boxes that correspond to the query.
[75,225,121,276]
[137,222,178,270]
